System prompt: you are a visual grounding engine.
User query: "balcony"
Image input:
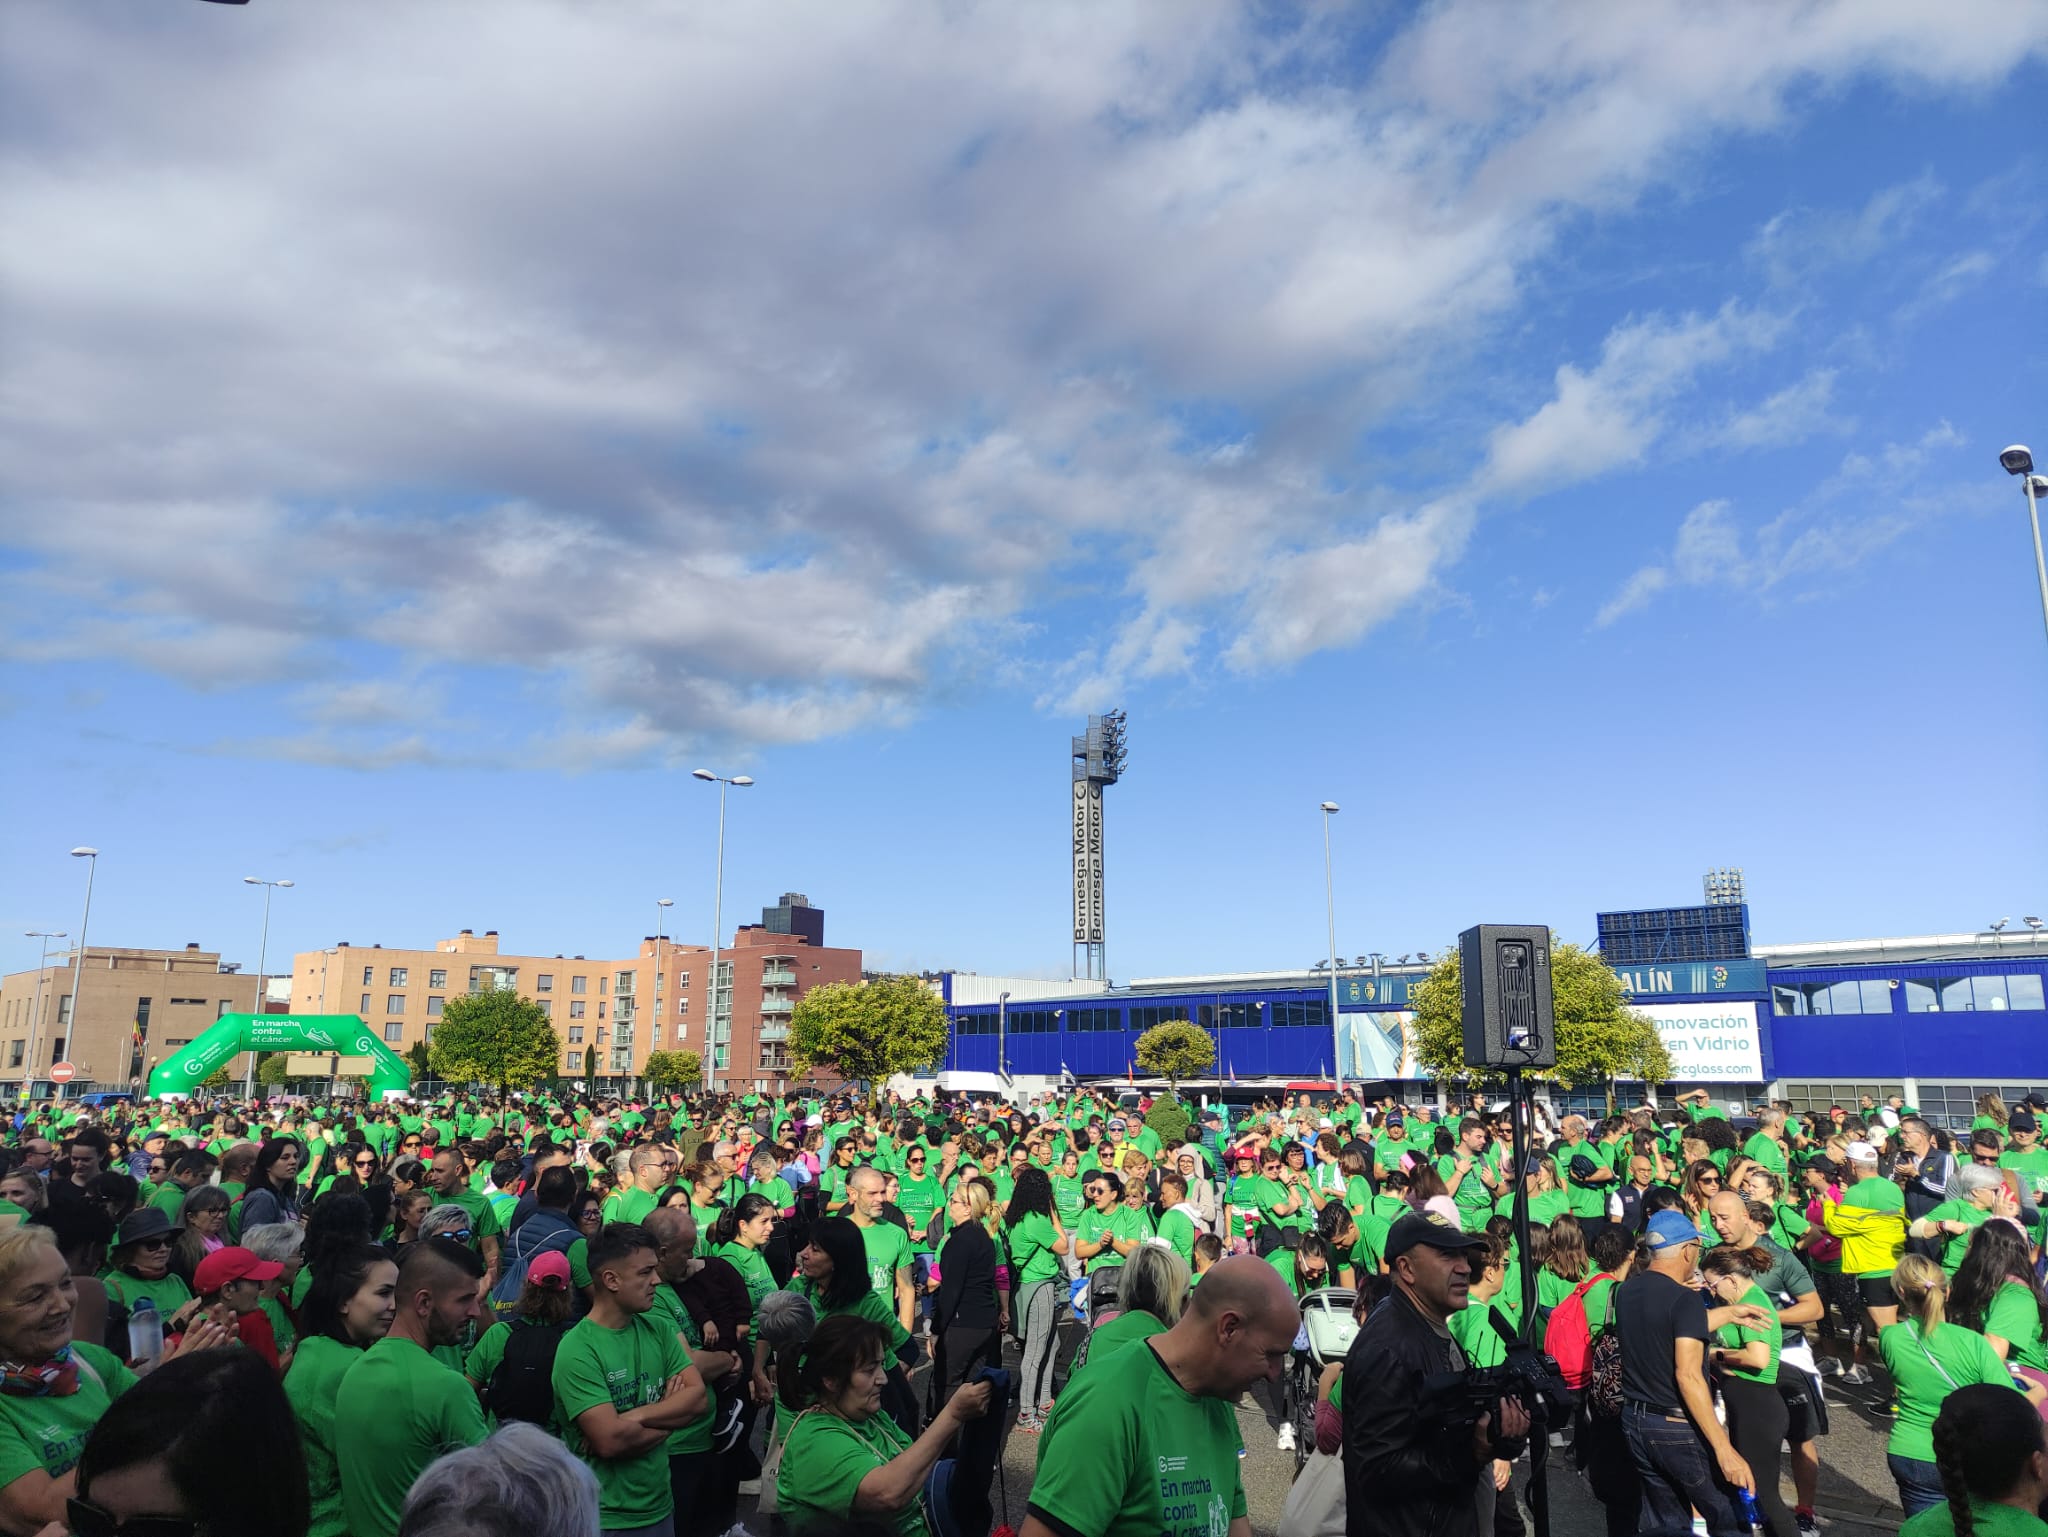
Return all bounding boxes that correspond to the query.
[761,995,794,1016]
[759,1023,789,1043]
[762,968,798,987]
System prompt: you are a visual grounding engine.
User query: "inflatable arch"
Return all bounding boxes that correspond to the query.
[146,1013,412,1098]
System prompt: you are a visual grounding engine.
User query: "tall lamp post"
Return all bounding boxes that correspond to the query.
[1319,803,1342,1096]
[653,897,673,1096]
[690,769,753,1096]
[20,931,66,1103]
[54,849,99,1103]
[242,876,294,1098]
[1997,446,2048,650]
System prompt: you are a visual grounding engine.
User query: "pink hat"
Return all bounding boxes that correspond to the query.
[526,1251,572,1290]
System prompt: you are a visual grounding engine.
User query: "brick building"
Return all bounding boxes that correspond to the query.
[0,944,266,1097]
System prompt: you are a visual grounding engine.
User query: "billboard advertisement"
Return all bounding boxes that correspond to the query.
[1632,1000,1764,1081]
[1071,779,1104,944]
[1336,1010,1414,1081]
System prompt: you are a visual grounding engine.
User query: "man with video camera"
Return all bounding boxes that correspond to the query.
[1342,1211,1534,1537]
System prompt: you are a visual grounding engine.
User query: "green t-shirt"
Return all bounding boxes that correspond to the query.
[148,1181,191,1222]
[1984,1281,2048,1371]
[433,1188,506,1250]
[552,1312,689,1529]
[1442,1149,1499,1221]
[1029,1338,1248,1537]
[896,1173,944,1250]
[1074,1308,1167,1380]
[101,1269,194,1320]
[336,1336,489,1537]
[1712,1282,1780,1385]
[777,1405,928,1537]
[261,1294,297,1359]
[752,1175,798,1213]
[2000,1146,2048,1198]
[712,1240,776,1316]
[794,1278,913,1354]
[1157,1207,1198,1267]
[1920,1199,1992,1274]
[286,1335,363,1537]
[1901,1500,2048,1537]
[1880,1320,2020,1462]
[1742,1132,1788,1176]
[1004,1212,1062,1287]
[1450,1299,1511,1368]
[601,1186,659,1228]
[647,1283,712,1455]
[1051,1173,1085,1223]
[1077,1205,1124,1274]
[0,1342,135,1490]
[854,1218,911,1305]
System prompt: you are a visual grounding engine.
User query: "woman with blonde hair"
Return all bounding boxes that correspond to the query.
[1073,1239,1188,1379]
[928,1178,1003,1414]
[1973,1093,2011,1133]
[1879,1252,2044,1517]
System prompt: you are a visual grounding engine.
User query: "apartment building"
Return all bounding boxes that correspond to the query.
[288,896,861,1094]
[0,944,266,1096]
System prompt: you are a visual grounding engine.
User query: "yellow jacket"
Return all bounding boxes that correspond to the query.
[1823,1195,1906,1278]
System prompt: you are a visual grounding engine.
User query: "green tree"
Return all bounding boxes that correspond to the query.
[787,975,948,1092]
[1409,938,1672,1093]
[1144,1097,1193,1147]
[427,990,561,1098]
[1134,1018,1215,1098]
[405,1041,431,1080]
[256,1053,292,1086]
[201,1066,232,1090]
[644,1049,701,1087]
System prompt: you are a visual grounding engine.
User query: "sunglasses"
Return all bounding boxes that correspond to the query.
[133,1236,173,1252]
[66,1496,196,1537]
[402,1140,423,1148]
[354,1158,377,1168]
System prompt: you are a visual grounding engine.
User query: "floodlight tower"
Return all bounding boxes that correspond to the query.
[1071,710,1128,982]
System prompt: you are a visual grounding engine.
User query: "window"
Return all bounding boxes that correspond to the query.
[56,995,72,1027]
[1904,974,2046,1013]
[1272,1000,1328,1030]
[389,967,408,986]
[383,1022,403,1042]
[596,1026,609,1045]
[48,1038,63,1061]
[136,1000,154,1035]
[162,1038,189,1049]
[760,1041,791,1071]
[535,999,551,1017]
[568,1025,585,1044]
[953,1011,995,1036]
[599,976,608,996]
[362,966,374,986]
[387,995,406,1015]
[598,1002,607,1020]
[167,997,203,1007]
[565,1052,580,1072]
[1067,1007,1123,1033]
[614,973,634,996]
[648,1023,660,1043]
[426,997,444,1018]
[430,968,447,989]
[1773,980,1894,1016]
[676,972,689,988]
[6,1043,20,1068]
[1005,1009,1057,1034]
[570,1000,586,1019]
[217,1000,233,1018]
[359,994,372,1015]
[537,974,553,992]
[423,1022,436,1043]
[571,976,587,995]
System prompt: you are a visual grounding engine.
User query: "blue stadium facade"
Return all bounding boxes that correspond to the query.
[937,917,2048,1131]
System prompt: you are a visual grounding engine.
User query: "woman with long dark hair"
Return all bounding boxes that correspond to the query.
[236,1138,307,1233]
[1949,1221,2048,1380]
[1004,1164,1067,1434]
[170,1184,231,1290]
[289,1242,399,1537]
[1924,1382,2048,1537]
[779,1215,916,1432]
[708,1192,777,1315]
[1703,1245,1793,1537]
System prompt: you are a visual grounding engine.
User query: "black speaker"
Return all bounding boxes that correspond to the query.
[1459,924,1556,1069]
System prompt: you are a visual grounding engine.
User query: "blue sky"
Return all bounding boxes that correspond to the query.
[3,3,2045,985]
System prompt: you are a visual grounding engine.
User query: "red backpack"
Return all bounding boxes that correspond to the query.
[1546,1271,1617,1389]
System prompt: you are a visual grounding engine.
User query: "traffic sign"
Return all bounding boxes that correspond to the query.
[48,1063,76,1084]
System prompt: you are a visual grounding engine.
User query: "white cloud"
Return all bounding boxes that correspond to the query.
[1708,369,1851,450]
[2,3,2043,755]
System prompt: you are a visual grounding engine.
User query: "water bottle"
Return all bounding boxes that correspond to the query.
[1737,1488,1761,1530]
[127,1297,162,1368]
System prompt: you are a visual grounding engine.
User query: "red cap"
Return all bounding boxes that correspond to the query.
[194,1246,284,1295]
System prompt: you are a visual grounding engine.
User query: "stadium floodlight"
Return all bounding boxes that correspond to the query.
[1991,918,2011,933]
[2025,917,2043,931]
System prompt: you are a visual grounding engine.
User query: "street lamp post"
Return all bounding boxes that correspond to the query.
[242,877,294,1098]
[652,897,673,1097]
[20,931,66,1102]
[997,991,1011,1081]
[1320,803,1342,1096]
[53,849,99,1103]
[1998,447,2048,651]
[691,770,753,1096]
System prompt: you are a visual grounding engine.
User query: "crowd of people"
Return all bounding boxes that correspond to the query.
[0,1080,2041,1537]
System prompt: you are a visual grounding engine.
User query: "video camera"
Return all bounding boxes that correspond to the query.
[1420,1344,1576,1439]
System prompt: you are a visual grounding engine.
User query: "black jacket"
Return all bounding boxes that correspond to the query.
[1342,1289,1517,1537]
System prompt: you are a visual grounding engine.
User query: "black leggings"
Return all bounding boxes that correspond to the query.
[1721,1375,1793,1537]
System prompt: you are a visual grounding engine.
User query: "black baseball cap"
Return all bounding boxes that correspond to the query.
[1384,1211,1487,1262]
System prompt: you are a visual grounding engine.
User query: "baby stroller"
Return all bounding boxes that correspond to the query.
[1287,1287,1357,1473]
[1065,1263,1124,1376]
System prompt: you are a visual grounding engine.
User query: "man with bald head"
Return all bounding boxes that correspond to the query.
[1022,1255,1292,1537]
[1344,1211,1531,1537]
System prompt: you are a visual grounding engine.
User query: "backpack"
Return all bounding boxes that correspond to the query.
[489,1212,578,1319]
[485,1318,567,1426]
[1546,1271,1616,1390]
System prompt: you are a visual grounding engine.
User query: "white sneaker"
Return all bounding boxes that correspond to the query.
[1276,1422,1296,1452]
[1840,1365,1873,1386]
[1814,1358,1843,1377]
